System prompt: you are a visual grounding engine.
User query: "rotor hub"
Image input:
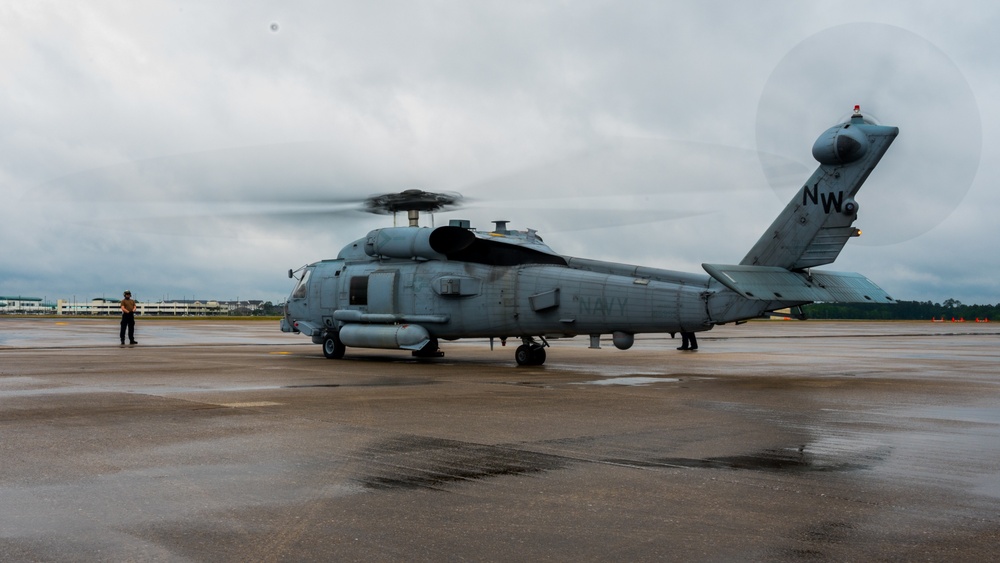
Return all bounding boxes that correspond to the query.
[363,189,462,215]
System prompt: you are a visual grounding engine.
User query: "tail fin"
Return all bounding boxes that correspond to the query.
[740,111,899,269]
[702,110,898,311]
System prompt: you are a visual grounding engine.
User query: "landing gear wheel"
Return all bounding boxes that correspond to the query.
[515,344,546,366]
[322,334,345,359]
[515,345,532,366]
[530,346,546,366]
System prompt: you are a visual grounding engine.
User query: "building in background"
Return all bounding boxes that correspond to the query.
[219,300,267,315]
[56,298,224,316]
[0,296,57,314]
[3,296,277,316]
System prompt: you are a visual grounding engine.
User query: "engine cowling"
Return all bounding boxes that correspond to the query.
[364,226,475,260]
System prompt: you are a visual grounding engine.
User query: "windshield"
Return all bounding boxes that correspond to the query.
[291,269,312,299]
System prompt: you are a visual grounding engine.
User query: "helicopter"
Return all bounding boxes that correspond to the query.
[281,107,898,365]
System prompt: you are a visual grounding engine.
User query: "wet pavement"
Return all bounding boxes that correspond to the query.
[1,318,998,561]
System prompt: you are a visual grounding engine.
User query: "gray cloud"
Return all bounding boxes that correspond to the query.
[1,1,996,304]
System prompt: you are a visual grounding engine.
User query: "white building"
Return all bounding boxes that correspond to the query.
[56,298,224,316]
[0,296,57,314]
[3,295,269,316]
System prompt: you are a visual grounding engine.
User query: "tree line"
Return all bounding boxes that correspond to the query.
[802,299,997,321]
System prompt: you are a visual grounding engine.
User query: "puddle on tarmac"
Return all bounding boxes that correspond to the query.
[354,435,566,490]
[573,377,680,386]
[542,362,682,386]
[547,364,667,377]
[642,445,887,472]
[353,436,887,494]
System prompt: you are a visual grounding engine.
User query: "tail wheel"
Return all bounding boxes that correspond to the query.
[322,333,345,359]
[412,337,444,358]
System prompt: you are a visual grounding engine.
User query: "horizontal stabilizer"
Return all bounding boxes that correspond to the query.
[703,264,894,303]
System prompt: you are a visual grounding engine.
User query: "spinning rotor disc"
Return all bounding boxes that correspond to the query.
[363,189,463,215]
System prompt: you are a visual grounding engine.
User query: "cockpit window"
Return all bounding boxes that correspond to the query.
[291,269,312,299]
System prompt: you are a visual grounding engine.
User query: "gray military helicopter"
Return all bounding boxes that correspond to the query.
[281,107,898,365]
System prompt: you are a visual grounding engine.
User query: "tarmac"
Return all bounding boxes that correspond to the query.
[1,317,998,561]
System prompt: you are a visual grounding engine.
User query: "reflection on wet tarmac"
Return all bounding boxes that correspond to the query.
[0,317,303,348]
[574,376,680,386]
[546,363,667,377]
[645,444,890,472]
[356,436,567,491]
[2,319,999,560]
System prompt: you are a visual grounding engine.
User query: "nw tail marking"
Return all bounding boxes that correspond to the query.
[802,185,844,214]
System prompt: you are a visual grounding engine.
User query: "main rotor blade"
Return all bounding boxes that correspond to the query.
[21,134,805,242]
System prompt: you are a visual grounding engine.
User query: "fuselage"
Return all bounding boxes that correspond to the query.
[283,242,787,344]
[288,260,711,339]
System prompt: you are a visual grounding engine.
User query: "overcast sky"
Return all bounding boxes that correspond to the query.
[2,1,997,306]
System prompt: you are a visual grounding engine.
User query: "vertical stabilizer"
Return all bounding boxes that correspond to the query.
[741,111,898,270]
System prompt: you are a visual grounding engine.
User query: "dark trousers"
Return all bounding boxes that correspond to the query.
[680,331,698,350]
[120,313,135,343]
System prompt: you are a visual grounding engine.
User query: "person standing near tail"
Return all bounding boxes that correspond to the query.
[677,331,698,351]
[120,290,138,345]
